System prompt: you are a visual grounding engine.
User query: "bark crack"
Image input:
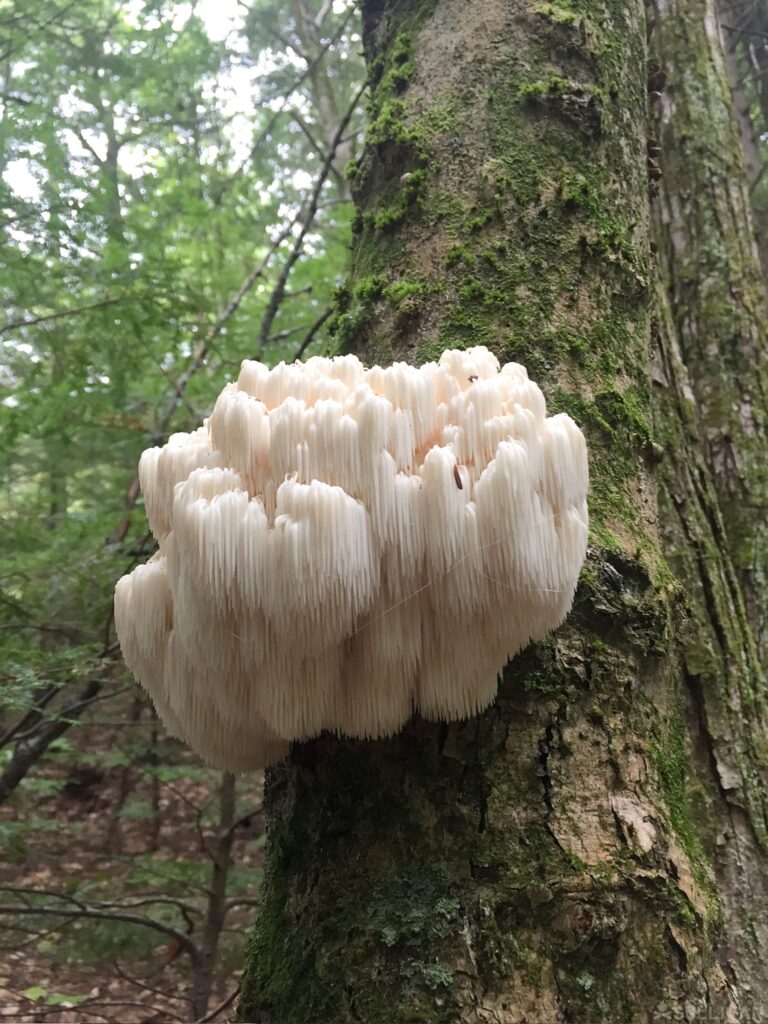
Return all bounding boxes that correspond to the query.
[536,724,556,813]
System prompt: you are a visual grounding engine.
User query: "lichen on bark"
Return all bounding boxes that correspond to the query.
[238,1,768,1021]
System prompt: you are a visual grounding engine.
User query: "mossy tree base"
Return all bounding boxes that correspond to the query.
[241,563,730,1023]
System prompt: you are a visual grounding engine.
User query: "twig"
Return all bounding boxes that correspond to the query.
[6,684,132,746]
[194,983,241,1022]
[288,107,329,163]
[227,5,355,185]
[2,998,184,1021]
[0,678,103,802]
[0,0,78,62]
[293,305,333,360]
[113,958,194,1005]
[152,219,297,439]
[266,323,311,344]
[101,895,201,916]
[0,895,200,959]
[0,295,145,335]
[0,684,60,750]
[256,81,366,355]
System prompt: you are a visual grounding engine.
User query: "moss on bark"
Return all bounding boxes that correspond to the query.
[650,0,768,659]
[647,1,768,1011]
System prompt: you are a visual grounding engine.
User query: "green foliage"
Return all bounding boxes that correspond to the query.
[0,3,363,1014]
[24,985,86,1007]
[1,0,363,773]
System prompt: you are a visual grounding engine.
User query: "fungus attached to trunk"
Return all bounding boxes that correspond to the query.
[114,346,589,771]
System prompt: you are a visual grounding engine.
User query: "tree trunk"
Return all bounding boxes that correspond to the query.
[239,1,768,1020]
[717,0,768,282]
[650,0,768,1016]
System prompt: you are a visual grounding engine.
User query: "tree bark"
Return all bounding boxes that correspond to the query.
[239,1,768,1020]
[650,0,768,1016]
[717,0,768,280]
[652,0,768,658]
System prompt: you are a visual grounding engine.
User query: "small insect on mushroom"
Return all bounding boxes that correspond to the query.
[115,346,589,772]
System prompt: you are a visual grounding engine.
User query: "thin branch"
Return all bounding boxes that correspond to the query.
[73,127,105,165]
[0,684,60,750]
[150,85,361,439]
[113,958,194,1006]
[0,894,200,960]
[5,683,132,748]
[221,803,263,843]
[314,0,335,30]
[152,228,294,440]
[227,5,355,183]
[100,895,201,916]
[257,22,309,64]
[751,158,768,194]
[288,107,328,163]
[256,81,366,355]
[1,998,184,1021]
[293,305,333,360]
[0,679,103,803]
[194,984,240,1023]
[0,0,78,61]
[266,323,311,344]
[283,284,314,299]
[0,295,145,335]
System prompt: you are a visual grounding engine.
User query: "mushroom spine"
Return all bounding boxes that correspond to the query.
[115,346,589,771]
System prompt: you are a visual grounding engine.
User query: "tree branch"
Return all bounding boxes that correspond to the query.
[293,305,334,360]
[0,899,200,960]
[256,81,366,355]
[1,296,144,335]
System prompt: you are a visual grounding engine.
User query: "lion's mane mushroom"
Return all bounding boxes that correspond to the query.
[114,346,589,772]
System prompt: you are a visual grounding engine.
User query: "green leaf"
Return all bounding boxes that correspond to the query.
[46,992,87,1006]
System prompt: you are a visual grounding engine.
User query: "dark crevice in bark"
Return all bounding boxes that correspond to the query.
[536,725,555,813]
[683,669,735,808]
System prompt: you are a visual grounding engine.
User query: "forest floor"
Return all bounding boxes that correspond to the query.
[0,708,265,1024]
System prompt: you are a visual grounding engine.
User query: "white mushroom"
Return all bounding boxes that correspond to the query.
[115,346,589,771]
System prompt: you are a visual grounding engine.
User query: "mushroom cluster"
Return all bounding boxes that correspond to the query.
[115,346,589,771]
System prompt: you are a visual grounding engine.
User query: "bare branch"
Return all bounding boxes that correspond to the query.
[113,958,194,1006]
[0,295,145,335]
[221,803,263,843]
[227,5,356,183]
[0,678,103,803]
[314,0,335,30]
[194,984,240,1022]
[100,895,201,917]
[293,305,334,360]
[256,81,366,355]
[288,107,328,163]
[0,684,60,750]
[0,891,200,960]
[0,997,184,1021]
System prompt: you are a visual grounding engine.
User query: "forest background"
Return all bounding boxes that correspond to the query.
[2,0,768,1021]
[0,1,363,1020]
